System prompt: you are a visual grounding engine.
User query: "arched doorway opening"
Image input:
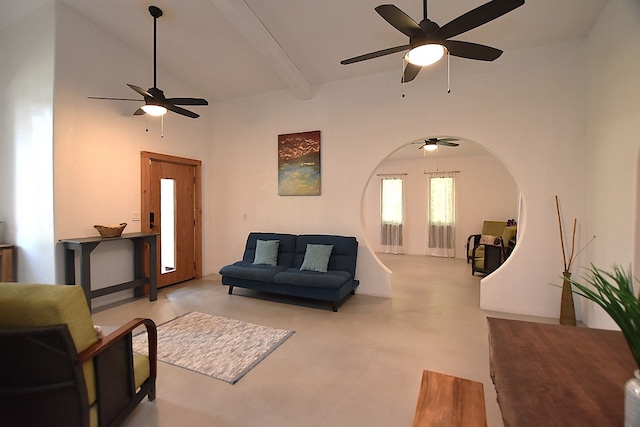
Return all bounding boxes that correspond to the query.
[361,136,519,272]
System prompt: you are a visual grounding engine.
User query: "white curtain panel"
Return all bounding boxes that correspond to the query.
[427,172,456,258]
[380,175,405,254]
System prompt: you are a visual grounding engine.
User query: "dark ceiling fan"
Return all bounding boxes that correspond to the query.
[89,6,208,119]
[415,137,460,150]
[341,0,524,82]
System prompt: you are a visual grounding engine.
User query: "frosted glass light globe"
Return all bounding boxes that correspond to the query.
[405,44,445,66]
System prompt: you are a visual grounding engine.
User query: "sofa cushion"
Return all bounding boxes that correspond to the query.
[274,269,352,289]
[219,261,288,282]
[253,239,280,266]
[293,235,358,276]
[300,244,333,273]
[241,233,297,267]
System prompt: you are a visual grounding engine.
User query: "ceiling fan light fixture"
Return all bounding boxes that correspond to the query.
[423,143,439,151]
[141,104,167,116]
[405,43,446,66]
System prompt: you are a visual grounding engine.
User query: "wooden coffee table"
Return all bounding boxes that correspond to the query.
[412,370,487,426]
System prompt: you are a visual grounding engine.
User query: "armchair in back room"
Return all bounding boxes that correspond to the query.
[470,224,517,276]
[466,221,507,264]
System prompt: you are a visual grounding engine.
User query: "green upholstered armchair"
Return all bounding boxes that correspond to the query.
[0,283,157,427]
[471,225,517,276]
[466,221,507,264]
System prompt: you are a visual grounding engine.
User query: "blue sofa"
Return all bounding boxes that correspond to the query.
[219,232,359,311]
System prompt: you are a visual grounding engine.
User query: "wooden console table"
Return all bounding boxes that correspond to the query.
[488,317,636,426]
[60,233,159,308]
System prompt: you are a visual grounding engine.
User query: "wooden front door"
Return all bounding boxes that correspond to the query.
[141,152,202,288]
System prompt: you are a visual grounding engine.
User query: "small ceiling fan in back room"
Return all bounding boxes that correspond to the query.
[89,6,208,119]
[414,137,460,151]
[341,0,524,85]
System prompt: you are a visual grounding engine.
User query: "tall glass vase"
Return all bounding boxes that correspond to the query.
[560,270,576,326]
[625,370,640,427]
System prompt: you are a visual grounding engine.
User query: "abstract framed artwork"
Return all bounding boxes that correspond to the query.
[278,130,321,196]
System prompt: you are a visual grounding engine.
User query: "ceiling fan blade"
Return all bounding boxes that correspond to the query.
[148,87,166,100]
[88,96,141,101]
[375,5,424,39]
[134,108,146,115]
[402,63,422,82]
[165,104,200,119]
[435,0,524,40]
[341,44,410,65]
[443,40,503,61]
[438,141,460,147]
[165,98,209,106]
[127,84,153,98]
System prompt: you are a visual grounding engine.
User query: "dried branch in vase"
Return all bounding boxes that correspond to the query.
[555,195,595,273]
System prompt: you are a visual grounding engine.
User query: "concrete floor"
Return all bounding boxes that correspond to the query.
[92,254,555,427]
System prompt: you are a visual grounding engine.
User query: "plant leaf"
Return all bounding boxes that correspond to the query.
[569,264,640,369]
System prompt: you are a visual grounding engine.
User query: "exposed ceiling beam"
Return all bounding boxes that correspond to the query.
[208,0,312,100]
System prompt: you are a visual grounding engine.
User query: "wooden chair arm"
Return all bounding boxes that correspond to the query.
[466,234,481,246]
[77,318,157,377]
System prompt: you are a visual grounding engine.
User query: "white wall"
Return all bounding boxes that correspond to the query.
[50,2,215,306]
[583,0,640,329]
[0,2,56,283]
[363,153,518,257]
[210,38,587,318]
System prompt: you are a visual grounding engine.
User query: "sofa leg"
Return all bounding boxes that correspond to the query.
[330,302,338,312]
[228,286,234,295]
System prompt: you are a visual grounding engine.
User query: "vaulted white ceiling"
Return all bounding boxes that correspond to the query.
[4,0,607,102]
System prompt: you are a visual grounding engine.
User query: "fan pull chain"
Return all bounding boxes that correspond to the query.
[145,116,149,133]
[401,58,407,98]
[161,115,164,138]
[447,51,451,94]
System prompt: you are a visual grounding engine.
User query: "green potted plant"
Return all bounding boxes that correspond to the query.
[569,264,640,367]
[569,264,640,426]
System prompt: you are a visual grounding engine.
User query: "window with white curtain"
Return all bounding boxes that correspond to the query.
[380,175,404,254]
[427,173,455,257]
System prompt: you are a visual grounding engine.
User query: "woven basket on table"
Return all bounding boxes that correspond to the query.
[94,223,127,238]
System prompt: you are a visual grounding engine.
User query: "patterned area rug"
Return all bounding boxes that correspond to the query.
[132,311,294,384]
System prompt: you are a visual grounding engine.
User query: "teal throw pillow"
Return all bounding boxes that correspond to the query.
[300,244,333,273]
[253,240,279,266]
